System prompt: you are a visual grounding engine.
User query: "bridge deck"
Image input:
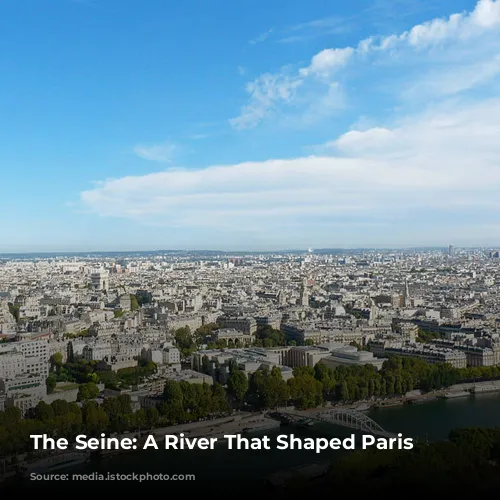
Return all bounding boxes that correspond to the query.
[280,409,396,438]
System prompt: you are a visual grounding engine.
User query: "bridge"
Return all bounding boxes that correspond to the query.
[280,409,396,438]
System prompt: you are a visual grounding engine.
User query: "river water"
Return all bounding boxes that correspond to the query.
[68,392,500,483]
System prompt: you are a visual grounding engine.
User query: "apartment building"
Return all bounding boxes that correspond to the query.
[211,328,254,346]
[216,315,257,335]
[369,340,467,369]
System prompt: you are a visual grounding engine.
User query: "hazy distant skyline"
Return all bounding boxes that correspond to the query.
[0,245,494,258]
[1,0,500,251]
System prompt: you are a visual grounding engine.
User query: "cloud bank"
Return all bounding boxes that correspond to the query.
[81,0,500,244]
[230,0,500,130]
[82,97,500,225]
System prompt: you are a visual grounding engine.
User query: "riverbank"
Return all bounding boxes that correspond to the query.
[47,394,500,483]
[348,380,500,410]
[7,381,500,467]
[0,413,282,472]
[148,412,280,441]
[6,395,500,494]
[95,412,281,455]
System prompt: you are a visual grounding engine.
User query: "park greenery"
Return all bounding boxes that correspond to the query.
[162,379,231,424]
[62,328,89,340]
[177,324,460,355]
[416,328,442,343]
[173,324,306,356]
[44,347,500,420]
[180,323,500,406]
[130,294,139,311]
[0,380,233,458]
[0,394,158,458]
[232,354,500,410]
[7,304,20,323]
[46,353,157,393]
[5,337,500,461]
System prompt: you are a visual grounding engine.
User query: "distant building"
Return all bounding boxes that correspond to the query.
[119,294,132,310]
[283,346,330,368]
[90,269,109,291]
[0,339,49,379]
[320,345,386,371]
[97,354,137,372]
[254,313,282,330]
[0,374,47,415]
[211,328,254,346]
[369,340,467,369]
[191,347,293,383]
[216,315,257,335]
[142,346,181,369]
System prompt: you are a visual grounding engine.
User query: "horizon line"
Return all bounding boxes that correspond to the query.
[0,245,498,256]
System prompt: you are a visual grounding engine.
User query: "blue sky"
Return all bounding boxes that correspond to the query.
[1,0,500,251]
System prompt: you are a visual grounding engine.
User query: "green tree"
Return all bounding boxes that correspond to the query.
[134,408,146,430]
[163,380,184,403]
[145,407,160,428]
[227,368,249,404]
[77,382,100,401]
[82,401,109,435]
[50,352,63,370]
[249,367,290,408]
[33,401,54,422]
[130,294,140,310]
[51,399,72,417]
[161,400,185,425]
[102,395,133,433]
[194,323,220,344]
[288,371,323,409]
[8,303,20,323]
[201,355,211,374]
[254,325,286,347]
[338,381,350,401]
[46,374,57,394]
[174,327,196,357]
[212,383,230,413]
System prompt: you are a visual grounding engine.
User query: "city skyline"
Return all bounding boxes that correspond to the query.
[0,245,498,257]
[1,0,500,251]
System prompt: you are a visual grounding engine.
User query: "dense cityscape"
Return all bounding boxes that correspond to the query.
[1,246,500,489]
[2,0,500,494]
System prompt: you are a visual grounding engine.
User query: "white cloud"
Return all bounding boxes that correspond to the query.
[278,16,351,43]
[402,54,500,99]
[374,0,500,48]
[229,72,303,130]
[473,0,500,26]
[331,127,395,153]
[82,98,500,234]
[299,47,354,78]
[249,28,273,45]
[230,0,500,129]
[133,141,177,162]
[288,16,347,32]
[300,82,346,125]
[78,1,500,244]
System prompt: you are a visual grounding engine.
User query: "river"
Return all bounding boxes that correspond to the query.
[65,392,500,484]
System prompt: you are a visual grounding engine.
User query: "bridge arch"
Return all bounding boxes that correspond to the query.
[283,409,394,437]
[314,409,387,434]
